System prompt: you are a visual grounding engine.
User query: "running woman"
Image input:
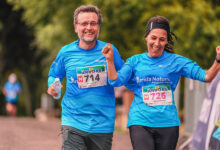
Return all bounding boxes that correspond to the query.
[102,16,220,150]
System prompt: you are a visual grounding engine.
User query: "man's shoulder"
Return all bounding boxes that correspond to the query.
[97,40,117,49]
[97,40,107,45]
[61,41,78,51]
[57,41,80,56]
[4,81,10,87]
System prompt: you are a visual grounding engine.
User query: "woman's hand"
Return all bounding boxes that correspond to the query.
[102,43,118,80]
[216,46,220,59]
[205,45,220,82]
[102,43,114,62]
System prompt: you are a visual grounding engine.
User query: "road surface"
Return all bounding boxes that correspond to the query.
[0,117,132,150]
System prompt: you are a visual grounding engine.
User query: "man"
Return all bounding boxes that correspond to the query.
[3,73,22,117]
[47,5,124,150]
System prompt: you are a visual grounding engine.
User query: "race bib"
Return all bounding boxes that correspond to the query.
[142,85,172,106]
[76,65,107,88]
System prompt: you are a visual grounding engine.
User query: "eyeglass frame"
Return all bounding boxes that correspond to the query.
[76,21,100,27]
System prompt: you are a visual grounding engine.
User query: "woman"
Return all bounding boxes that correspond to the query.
[102,16,220,150]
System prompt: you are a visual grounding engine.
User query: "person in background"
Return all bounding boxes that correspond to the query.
[209,117,220,150]
[47,5,124,150]
[114,86,134,132]
[102,15,220,150]
[2,73,22,117]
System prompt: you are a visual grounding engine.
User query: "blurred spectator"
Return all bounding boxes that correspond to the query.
[115,86,134,132]
[115,86,124,106]
[209,117,220,150]
[2,73,22,117]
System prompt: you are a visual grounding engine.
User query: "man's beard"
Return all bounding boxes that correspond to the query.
[78,30,100,44]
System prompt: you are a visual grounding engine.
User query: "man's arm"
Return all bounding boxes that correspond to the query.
[2,88,7,96]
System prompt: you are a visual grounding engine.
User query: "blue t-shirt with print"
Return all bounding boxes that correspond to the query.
[109,50,206,128]
[48,40,124,133]
[4,81,22,103]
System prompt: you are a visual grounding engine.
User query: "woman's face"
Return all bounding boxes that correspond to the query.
[145,28,168,57]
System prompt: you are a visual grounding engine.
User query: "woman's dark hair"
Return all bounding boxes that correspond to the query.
[145,16,177,53]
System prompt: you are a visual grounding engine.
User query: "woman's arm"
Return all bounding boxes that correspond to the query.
[205,46,220,82]
[102,44,118,80]
[102,44,133,87]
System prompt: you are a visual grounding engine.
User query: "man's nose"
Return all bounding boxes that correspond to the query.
[86,23,92,29]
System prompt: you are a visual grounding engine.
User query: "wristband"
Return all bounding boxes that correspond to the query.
[216,56,220,63]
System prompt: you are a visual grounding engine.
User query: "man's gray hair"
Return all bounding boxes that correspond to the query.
[73,5,103,25]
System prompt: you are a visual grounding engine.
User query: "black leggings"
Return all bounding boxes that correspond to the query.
[129,125,179,150]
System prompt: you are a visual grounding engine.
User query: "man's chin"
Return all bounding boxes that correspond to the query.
[83,38,97,44]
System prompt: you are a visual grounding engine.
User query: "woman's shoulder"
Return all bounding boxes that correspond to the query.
[127,53,145,62]
[165,52,193,64]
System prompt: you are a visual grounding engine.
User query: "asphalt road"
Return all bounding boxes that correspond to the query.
[0,117,132,150]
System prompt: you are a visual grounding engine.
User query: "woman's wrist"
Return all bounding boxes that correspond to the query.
[216,56,220,63]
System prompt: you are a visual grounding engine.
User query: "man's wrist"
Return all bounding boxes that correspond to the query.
[216,56,220,63]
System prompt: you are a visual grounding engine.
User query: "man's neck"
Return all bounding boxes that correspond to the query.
[78,40,97,49]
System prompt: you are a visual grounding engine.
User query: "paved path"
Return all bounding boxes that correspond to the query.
[0,117,132,150]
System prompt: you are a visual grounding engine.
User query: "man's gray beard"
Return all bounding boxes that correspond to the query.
[82,37,98,44]
[79,30,100,44]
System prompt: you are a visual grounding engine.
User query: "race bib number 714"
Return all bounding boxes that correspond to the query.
[76,65,107,88]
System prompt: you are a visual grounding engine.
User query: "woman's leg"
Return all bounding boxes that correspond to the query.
[129,125,155,150]
[154,126,179,150]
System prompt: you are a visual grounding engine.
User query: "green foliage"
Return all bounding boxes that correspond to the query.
[8,0,220,66]
[0,0,48,115]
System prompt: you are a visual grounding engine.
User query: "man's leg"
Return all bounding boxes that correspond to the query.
[61,125,87,150]
[6,103,16,117]
[87,132,113,150]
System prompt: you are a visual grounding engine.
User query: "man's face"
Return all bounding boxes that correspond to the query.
[74,12,100,45]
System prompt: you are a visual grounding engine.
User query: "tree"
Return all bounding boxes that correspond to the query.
[0,0,47,115]
[5,0,220,115]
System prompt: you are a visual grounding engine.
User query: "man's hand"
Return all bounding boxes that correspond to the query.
[102,43,114,62]
[47,84,63,96]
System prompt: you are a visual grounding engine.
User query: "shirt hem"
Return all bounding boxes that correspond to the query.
[62,122,114,133]
[127,122,181,128]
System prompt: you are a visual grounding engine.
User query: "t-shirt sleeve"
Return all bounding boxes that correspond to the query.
[48,49,66,87]
[108,57,133,87]
[17,83,22,92]
[3,83,7,89]
[180,57,206,82]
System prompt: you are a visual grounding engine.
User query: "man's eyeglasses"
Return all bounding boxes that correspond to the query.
[77,22,99,27]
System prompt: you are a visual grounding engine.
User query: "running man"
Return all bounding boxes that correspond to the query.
[47,5,124,150]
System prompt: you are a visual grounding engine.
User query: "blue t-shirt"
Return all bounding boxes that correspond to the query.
[109,51,206,128]
[4,81,22,103]
[48,40,124,133]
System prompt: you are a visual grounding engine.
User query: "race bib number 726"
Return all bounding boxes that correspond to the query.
[142,85,172,106]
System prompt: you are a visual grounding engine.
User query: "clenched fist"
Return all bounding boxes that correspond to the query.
[102,43,114,61]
